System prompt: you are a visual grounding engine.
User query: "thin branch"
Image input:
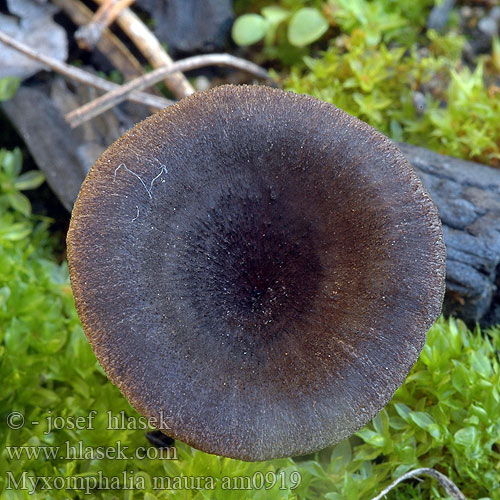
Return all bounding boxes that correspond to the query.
[90,0,194,99]
[66,54,271,128]
[75,0,136,50]
[52,0,146,82]
[370,468,467,500]
[0,30,172,111]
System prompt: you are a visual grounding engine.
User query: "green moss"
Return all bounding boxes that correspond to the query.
[233,0,500,167]
[283,28,500,167]
[418,62,500,166]
[355,317,500,499]
[283,31,454,132]
[233,0,435,58]
[325,0,434,47]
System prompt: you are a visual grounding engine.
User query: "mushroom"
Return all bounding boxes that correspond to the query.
[67,85,446,461]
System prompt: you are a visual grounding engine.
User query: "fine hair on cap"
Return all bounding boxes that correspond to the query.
[67,84,446,461]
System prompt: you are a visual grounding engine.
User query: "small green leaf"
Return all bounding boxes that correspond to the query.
[1,148,22,177]
[394,403,411,421]
[390,119,403,142]
[329,439,352,473]
[492,35,500,72]
[388,416,407,430]
[288,8,329,47]
[0,76,20,102]
[470,351,492,379]
[454,426,479,449]
[261,5,290,45]
[298,460,328,479]
[356,428,385,447]
[393,463,415,477]
[409,411,435,430]
[232,14,269,46]
[0,221,32,240]
[0,286,10,310]
[470,404,489,424]
[4,318,29,354]
[24,387,60,407]
[451,360,470,392]
[14,170,45,191]
[7,191,32,217]
[427,423,442,440]
[262,6,289,25]
[372,412,384,434]
[398,444,417,463]
[36,322,68,354]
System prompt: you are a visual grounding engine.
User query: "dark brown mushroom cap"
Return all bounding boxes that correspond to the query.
[67,85,446,461]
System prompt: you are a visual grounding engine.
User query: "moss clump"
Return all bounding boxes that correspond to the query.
[232,0,500,168]
[283,30,454,136]
[284,29,500,167]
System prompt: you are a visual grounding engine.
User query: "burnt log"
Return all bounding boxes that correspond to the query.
[135,0,234,56]
[399,143,500,327]
[2,86,86,211]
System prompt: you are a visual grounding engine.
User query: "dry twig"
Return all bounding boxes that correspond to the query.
[53,0,145,82]
[0,30,172,112]
[66,54,270,128]
[75,0,136,50]
[90,0,194,99]
[370,468,467,500]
